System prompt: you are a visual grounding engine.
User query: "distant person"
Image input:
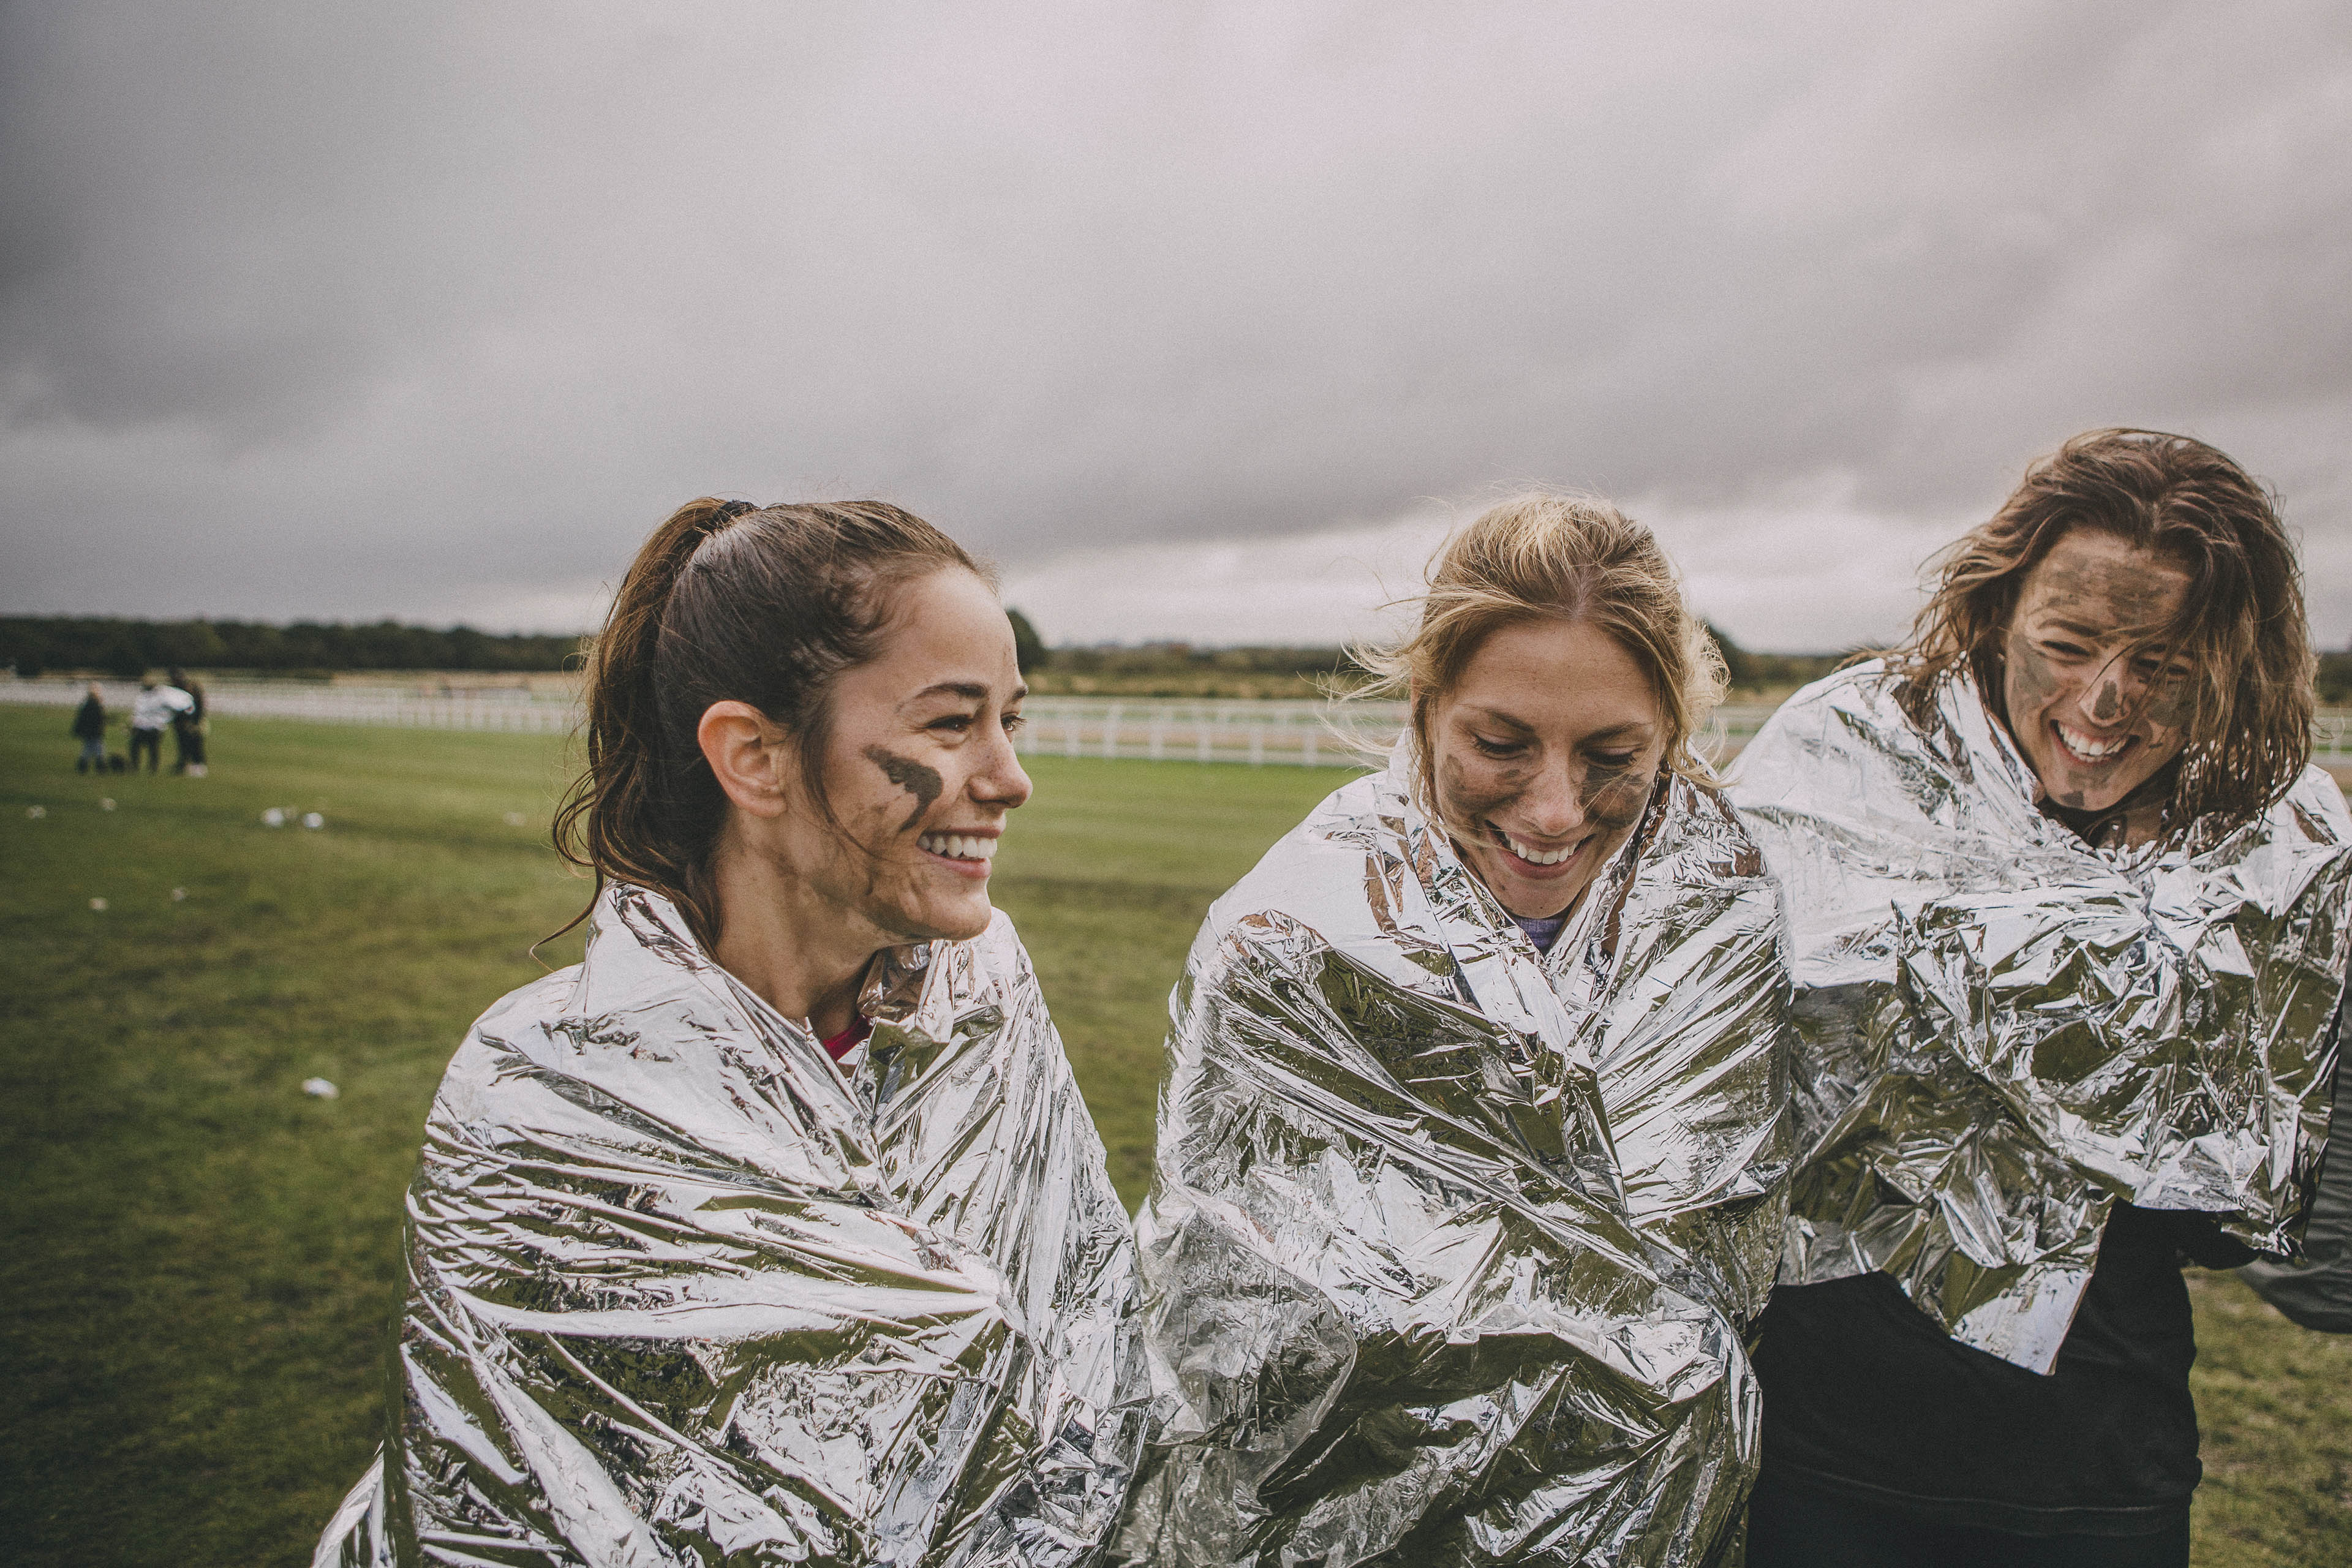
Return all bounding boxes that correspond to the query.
[1731,430,2351,1568]
[318,499,1142,1564]
[1112,497,1792,1565]
[165,665,208,775]
[71,684,107,773]
[126,676,191,774]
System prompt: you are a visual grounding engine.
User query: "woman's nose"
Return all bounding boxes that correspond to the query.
[2084,660,2140,724]
[1521,764,1588,837]
[971,731,1033,810]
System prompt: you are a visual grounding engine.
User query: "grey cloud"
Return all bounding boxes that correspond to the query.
[2,1,2348,644]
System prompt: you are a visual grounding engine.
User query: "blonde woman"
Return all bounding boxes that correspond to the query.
[1112,497,1793,1567]
[1732,431,2352,1567]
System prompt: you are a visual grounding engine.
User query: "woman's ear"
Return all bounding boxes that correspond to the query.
[698,701,788,818]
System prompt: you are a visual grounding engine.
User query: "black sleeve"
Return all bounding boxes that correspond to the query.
[2139,1208,2259,1271]
[2242,1025,2352,1332]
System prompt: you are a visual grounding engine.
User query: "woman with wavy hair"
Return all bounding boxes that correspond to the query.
[1112,496,1793,1567]
[1732,430,2352,1567]
[316,499,1142,1567]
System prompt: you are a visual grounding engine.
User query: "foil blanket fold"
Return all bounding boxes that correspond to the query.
[1732,665,2352,1373]
[316,884,1145,1567]
[1111,748,1794,1567]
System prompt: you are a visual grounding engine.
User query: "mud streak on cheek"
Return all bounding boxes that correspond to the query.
[1579,761,1653,832]
[2004,626,2062,718]
[1437,753,1523,838]
[863,745,943,833]
[2003,628,2084,804]
[2144,676,2193,731]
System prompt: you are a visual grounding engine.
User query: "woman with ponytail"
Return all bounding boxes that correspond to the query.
[317,499,1144,1567]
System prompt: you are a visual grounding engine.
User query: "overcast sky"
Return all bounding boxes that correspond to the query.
[4,2,2348,651]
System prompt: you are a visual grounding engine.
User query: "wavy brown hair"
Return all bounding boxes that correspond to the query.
[1352,492,1728,805]
[550,497,984,949]
[1888,428,2312,834]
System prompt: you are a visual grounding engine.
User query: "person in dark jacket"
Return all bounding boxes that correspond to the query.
[165,665,208,775]
[2242,1049,2352,1333]
[72,684,107,772]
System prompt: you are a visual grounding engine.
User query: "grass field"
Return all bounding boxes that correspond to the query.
[2,703,2349,1566]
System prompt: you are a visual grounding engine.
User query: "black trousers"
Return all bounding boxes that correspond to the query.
[172,725,205,770]
[1747,1475,2190,1568]
[129,727,164,772]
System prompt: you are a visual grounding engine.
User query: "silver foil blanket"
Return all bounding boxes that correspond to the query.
[1111,750,1793,1567]
[316,884,1145,1567]
[1733,664,2352,1373]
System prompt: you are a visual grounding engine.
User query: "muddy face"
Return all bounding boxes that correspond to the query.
[771,568,1032,943]
[862,745,943,832]
[1998,528,2193,823]
[1427,618,1664,922]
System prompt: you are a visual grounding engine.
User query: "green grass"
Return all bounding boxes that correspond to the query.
[0,704,1343,1563]
[2,704,2348,1565]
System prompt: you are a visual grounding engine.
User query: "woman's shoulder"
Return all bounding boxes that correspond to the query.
[1743,662,1904,754]
[2280,762,2352,841]
[425,963,591,1121]
[1200,770,1390,930]
[1657,772,1777,888]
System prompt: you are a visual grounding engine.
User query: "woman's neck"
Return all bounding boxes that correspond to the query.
[704,837,886,1039]
[2038,761,2179,850]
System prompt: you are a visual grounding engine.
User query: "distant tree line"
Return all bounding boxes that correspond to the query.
[1705,624,1849,693]
[2,617,587,679]
[23,609,2343,703]
[1041,640,1372,680]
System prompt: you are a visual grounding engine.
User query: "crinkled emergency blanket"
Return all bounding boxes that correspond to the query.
[1112,748,1793,1567]
[1733,664,2352,1373]
[315,884,1144,1567]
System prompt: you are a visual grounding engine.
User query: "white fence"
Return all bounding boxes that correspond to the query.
[13,677,2352,767]
[0,680,1777,766]
[1014,698,1401,767]
[0,678,577,733]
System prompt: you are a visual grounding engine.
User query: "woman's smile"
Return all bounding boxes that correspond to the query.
[914,827,999,878]
[1491,821,1597,876]
[2049,719,2136,768]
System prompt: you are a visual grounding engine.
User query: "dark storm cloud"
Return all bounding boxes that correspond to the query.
[2,1,2348,647]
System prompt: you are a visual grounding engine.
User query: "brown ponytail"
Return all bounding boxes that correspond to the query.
[549,497,986,950]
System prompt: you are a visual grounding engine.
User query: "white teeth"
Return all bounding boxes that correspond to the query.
[1502,831,1580,867]
[2056,723,2125,761]
[919,832,998,862]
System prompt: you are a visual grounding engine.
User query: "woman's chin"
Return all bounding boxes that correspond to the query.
[897,892,995,944]
[2040,759,2157,815]
[1467,850,1588,919]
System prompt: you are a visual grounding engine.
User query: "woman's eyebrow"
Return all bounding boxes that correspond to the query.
[1466,706,1534,732]
[2037,616,2108,638]
[908,680,991,703]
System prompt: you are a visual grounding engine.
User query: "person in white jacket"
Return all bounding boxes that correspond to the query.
[127,676,192,774]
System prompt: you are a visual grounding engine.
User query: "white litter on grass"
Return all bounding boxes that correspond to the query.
[171,888,187,902]
[26,805,45,819]
[301,1077,340,1099]
[262,807,287,827]
[303,812,325,830]
[89,897,107,911]
[503,812,527,827]
[100,798,117,812]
